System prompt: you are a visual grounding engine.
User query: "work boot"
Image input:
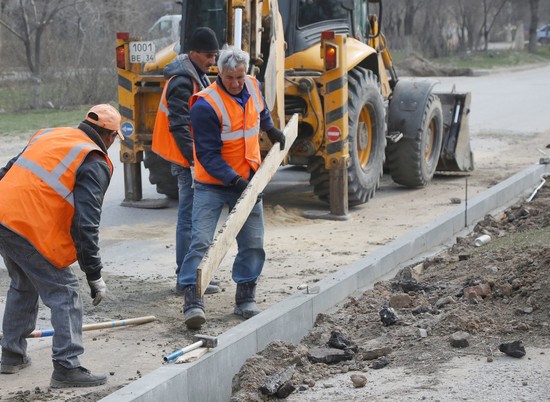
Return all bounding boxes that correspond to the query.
[50,361,107,388]
[209,277,221,287]
[234,281,261,319]
[176,280,221,295]
[183,285,206,329]
[204,283,221,294]
[1,349,32,374]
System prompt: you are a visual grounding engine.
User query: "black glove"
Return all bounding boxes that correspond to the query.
[233,176,249,192]
[267,127,285,151]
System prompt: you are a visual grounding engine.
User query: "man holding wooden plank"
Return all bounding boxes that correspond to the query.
[179,46,285,329]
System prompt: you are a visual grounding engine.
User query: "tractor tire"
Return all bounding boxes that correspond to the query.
[308,67,386,206]
[143,151,178,199]
[386,94,443,187]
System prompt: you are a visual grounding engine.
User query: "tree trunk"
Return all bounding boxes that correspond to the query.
[483,0,489,51]
[528,0,539,53]
[31,74,42,109]
[403,2,416,56]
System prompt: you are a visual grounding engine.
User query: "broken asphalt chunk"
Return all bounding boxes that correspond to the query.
[379,307,398,326]
[259,364,296,396]
[371,356,390,369]
[307,347,354,364]
[276,382,296,398]
[499,340,526,358]
[328,330,358,352]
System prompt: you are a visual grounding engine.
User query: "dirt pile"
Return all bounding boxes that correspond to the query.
[231,182,550,401]
[395,53,474,77]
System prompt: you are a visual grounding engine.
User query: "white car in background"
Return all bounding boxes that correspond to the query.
[148,15,182,50]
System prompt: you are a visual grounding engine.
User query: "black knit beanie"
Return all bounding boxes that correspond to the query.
[188,27,219,53]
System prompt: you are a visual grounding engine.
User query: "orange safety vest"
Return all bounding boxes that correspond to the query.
[190,76,264,184]
[152,76,200,167]
[0,128,114,269]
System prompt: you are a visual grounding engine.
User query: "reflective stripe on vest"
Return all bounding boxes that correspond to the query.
[191,76,263,184]
[152,76,199,167]
[0,128,114,268]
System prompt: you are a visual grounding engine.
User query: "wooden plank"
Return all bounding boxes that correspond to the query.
[0,316,158,339]
[196,114,299,296]
[174,347,209,364]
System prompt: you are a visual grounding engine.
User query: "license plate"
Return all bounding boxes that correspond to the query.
[129,41,156,63]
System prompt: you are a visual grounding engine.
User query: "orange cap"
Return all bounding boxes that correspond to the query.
[85,104,123,140]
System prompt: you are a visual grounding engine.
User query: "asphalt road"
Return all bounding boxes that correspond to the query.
[433,64,549,135]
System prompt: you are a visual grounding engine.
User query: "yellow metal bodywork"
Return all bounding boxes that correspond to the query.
[117,36,164,165]
[320,34,349,168]
[320,34,350,216]
[263,0,286,130]
[143,42,178,73]
[367,15,393,98]
[285,38,376,74]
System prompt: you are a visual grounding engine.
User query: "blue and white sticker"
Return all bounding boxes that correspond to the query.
[121,121,134,137]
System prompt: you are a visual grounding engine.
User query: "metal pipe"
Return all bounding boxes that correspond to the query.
[527,174,549,202]
[234,8,243,49]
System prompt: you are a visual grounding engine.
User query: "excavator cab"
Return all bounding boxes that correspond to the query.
[180,1,227,55]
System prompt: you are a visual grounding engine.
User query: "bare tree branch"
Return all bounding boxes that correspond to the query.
[0,17,25,40]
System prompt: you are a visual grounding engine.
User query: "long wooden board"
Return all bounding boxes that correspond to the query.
[196,114,298,296]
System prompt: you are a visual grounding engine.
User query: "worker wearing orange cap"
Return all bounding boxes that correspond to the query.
[0,104,121,388]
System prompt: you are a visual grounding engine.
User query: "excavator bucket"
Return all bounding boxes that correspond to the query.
[435,91,474,172]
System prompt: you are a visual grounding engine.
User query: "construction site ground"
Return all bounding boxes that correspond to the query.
[0,64,549,401]
[231,181,550,401]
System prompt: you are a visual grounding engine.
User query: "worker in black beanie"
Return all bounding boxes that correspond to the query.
[188,27,220,54]
[152,26,222,296]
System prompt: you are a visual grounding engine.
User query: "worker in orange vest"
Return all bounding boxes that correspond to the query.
[152,27,221,295]
[179,46,285,329]
[0,104,122,388]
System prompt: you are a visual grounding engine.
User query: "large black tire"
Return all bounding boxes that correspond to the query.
[143,151,178,199]
[386,94,443,187]
[308,67,386,206]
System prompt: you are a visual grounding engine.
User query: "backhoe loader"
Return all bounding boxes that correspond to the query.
[115,0,473,216]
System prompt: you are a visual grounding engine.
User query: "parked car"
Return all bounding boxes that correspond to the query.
[537,24,550,44]
[147,15,182,50]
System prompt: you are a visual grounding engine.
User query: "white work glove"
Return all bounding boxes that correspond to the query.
[190,166,195,189]
[87,278,107,306]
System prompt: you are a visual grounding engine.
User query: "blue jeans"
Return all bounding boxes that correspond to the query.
[177,183,265,287]
[172,164,194,273]
[0,225,84,368]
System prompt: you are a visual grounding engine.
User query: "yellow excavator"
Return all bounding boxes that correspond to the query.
[115,0,473,217]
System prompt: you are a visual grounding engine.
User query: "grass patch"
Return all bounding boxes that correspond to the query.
[0,106,90,137]
[433,47,550,69]
[391,46,550,69]
[493,226,550,250]
[474,226,550,254]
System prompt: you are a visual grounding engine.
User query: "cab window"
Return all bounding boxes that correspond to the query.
[298,0,348,27]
